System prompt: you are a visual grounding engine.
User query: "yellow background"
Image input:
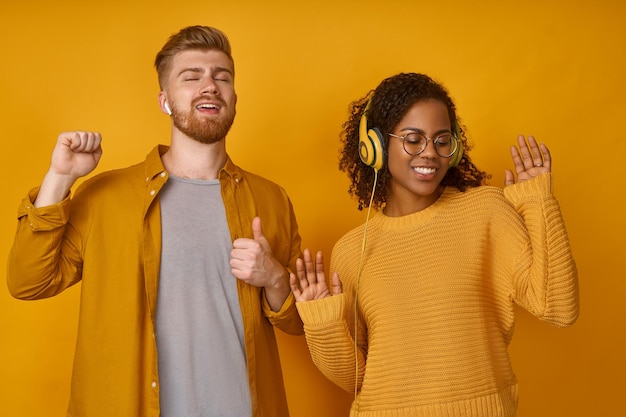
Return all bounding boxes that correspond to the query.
[1,1,624,416]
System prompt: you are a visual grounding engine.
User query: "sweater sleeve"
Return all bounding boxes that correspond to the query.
[7,187,83,299]
[296,294,366,393]
[504,173,579,327]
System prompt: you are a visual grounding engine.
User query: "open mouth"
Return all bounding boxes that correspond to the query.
[196,103,220,111]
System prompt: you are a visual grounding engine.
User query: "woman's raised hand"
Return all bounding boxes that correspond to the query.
[289,249,342,302]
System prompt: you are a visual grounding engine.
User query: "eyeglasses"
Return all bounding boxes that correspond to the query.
[388,132,459,158]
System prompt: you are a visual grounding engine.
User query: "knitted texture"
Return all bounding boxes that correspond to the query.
[296,173,578,417]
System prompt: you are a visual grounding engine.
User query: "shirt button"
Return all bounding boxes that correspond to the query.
[145,177,150,182]
[152,381,157,388]
[150,190,156,196]
[160,172,166,177]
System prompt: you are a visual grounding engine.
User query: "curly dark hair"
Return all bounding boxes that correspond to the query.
[339,73,490,210]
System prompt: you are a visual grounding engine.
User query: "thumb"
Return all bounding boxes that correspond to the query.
[331,272,343,295]
[504,169,515,187]
[251,216,265,240]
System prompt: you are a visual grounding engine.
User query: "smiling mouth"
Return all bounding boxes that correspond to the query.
[413,166,436,175]
[196,103,220,110]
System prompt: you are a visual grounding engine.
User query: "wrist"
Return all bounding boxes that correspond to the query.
[268,267,289,292]
[34,170,76,207]
[264,267,290,312]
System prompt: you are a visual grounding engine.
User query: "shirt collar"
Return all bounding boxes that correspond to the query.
[143,144,243,183]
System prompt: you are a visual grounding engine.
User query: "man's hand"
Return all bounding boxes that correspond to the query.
[35,131,103,207]
[230,217,289,311]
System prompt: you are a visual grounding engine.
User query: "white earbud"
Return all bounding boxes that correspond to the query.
[164,102,172,115]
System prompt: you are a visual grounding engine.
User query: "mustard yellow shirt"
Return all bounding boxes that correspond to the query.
[296,173,579,417]
[7,145,303,417]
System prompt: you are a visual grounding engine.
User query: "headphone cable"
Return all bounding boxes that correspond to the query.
[354,168,378,409]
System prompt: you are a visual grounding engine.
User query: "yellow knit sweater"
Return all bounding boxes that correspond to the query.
[296,173,578,417]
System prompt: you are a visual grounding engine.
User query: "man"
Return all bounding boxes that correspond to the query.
[7,25,303,417]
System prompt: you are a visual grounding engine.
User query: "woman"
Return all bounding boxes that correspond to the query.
[290,73,579,416]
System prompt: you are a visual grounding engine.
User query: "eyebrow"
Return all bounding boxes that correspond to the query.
[399,127,452,136]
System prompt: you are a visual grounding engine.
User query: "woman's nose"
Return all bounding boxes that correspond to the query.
[419,137,438,157]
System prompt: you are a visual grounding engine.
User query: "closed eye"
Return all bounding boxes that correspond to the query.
[213,73,233,83]
[404,133,426,145]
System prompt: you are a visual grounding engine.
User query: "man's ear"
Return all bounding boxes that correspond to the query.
[158,92,171,115]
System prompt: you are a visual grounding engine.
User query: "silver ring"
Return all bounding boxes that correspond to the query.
[535,163,543,167]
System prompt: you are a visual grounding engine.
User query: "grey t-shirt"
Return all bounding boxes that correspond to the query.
[156,176,251,417]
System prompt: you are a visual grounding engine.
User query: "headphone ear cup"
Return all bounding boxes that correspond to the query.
[448,121,464,168]
[449,140,464,168]
[359,112,385,171]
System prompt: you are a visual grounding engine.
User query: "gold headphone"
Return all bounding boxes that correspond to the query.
[448,120,464,168]
[358,101,385,172]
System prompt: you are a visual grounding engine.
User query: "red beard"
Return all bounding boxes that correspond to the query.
[171,101,236,144]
